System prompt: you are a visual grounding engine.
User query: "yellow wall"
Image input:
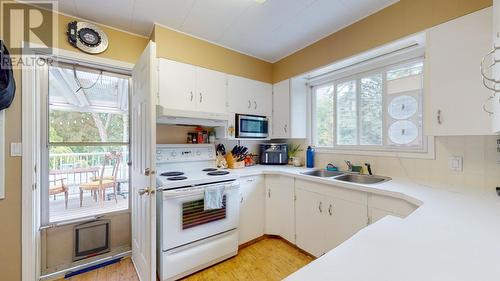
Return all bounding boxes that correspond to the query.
[272,0,492,82]
[153,25,273,83]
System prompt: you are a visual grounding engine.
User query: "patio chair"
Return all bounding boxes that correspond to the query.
[79,152,122,207]
[49,178,69,209]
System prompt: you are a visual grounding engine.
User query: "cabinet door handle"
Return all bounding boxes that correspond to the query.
[190,91,193,102]
[328,204,333,216]
[268,189,271,198]
[240,195,243,204]
[248,100,251,109]
[199,93,203,103]
[437,110,442,124]
[318,202,323,213]
[254,101,257,110]
[284,124,287,133]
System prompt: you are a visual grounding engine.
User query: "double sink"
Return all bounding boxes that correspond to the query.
[301,169,391,184]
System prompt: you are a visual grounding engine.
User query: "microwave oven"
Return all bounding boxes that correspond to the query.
[235,114,269,138]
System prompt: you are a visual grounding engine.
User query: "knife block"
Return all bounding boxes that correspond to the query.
[226,153,245,169]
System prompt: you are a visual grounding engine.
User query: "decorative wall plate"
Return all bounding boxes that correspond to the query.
[67,21,109,54]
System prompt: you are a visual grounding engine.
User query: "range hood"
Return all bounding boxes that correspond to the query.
[156,105,229,127]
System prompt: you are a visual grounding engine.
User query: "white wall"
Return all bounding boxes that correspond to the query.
[290,136,500,195]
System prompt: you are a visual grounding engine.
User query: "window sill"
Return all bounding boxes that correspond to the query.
[314,137,435,160]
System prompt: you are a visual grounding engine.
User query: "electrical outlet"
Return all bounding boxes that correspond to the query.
[449,156,463,172]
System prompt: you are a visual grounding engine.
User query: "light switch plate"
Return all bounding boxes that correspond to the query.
[10,142,22,157]
[449,156,463,172]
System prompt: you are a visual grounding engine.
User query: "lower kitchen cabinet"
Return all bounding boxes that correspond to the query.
[295,186,368,257]
[239,175,265,245]
[295,188,326,257]
[323,197,367,252]
[265,175,295,243]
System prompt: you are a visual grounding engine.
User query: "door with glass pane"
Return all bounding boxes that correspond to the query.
[42,63,130,224]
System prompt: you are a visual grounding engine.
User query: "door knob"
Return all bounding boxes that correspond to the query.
[144,168,155,176]
[138,188,154,196]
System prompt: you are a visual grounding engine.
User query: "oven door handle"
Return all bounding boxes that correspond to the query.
[161,183,239,199]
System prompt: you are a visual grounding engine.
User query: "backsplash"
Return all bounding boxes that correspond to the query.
[289,136,500,195]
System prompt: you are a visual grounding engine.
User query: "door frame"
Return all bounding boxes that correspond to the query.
[21,42,134,280]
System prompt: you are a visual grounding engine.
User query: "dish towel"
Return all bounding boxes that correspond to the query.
[204,185,225,210]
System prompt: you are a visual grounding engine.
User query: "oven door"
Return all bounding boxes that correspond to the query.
[161,181,240,251]
[236,114,268,138]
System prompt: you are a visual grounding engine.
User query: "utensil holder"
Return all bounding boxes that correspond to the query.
[227,153,245,169]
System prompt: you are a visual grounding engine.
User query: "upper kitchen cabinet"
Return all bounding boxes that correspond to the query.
[272,77,308,139]
[158,59,227,116]
[227,75,272,116]
[426,8,493,136]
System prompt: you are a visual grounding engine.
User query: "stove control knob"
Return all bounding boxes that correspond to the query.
[171,151,177,157]
[196,151,202,156]
[156,156,161,161]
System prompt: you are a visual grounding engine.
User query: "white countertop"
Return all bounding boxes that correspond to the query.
[231,165,500,281]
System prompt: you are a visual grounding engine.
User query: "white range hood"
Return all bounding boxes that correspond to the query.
[156,105,229,128]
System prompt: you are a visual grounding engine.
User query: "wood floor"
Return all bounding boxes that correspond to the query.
[61,237,313,281]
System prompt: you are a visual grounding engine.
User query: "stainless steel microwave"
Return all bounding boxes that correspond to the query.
[235,114,269,138]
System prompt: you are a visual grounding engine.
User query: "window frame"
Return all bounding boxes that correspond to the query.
[40,61,132,225]
[311,56,426,153]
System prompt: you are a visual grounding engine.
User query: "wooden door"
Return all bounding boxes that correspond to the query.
[131,41,157,281]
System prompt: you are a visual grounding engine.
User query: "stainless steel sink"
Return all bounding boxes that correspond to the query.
[301,170,345,177]
[333,174,391,184]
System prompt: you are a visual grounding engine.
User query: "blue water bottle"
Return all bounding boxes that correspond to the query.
[306,146,315,168]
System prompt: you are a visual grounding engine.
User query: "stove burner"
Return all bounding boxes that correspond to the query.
[207,171,230,176]
[161,171,184,177]
[202,168,218,172]
[167,176,188,181]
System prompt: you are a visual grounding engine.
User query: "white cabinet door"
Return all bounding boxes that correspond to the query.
[228,75,272,116]
[426,8,493,135]
[158,59,196,111]
[272,79,290,139]
[265,176,295,243]
[323,197,367,252]
[195,67,227,114]
[295,187,325,257]
[239,176,265,245]
[253,82,273,116]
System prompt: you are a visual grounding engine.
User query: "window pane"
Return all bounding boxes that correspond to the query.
[360,75,383,145]
[387,61,423,80]
[315,85,334,147]
[336,81,357,145]
[49,65,129,143]
[48,146,129,222]
[49,110,128,143]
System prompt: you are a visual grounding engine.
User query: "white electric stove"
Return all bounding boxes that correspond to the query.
[156,144,240,281]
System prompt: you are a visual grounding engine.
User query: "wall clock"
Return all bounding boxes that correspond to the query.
[67,21,109,54]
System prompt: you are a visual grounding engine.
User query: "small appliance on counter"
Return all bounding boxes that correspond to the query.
[260,143,288,165]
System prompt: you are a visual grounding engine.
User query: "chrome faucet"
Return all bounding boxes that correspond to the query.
[344,160,353,172]
[365,163,373,176]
